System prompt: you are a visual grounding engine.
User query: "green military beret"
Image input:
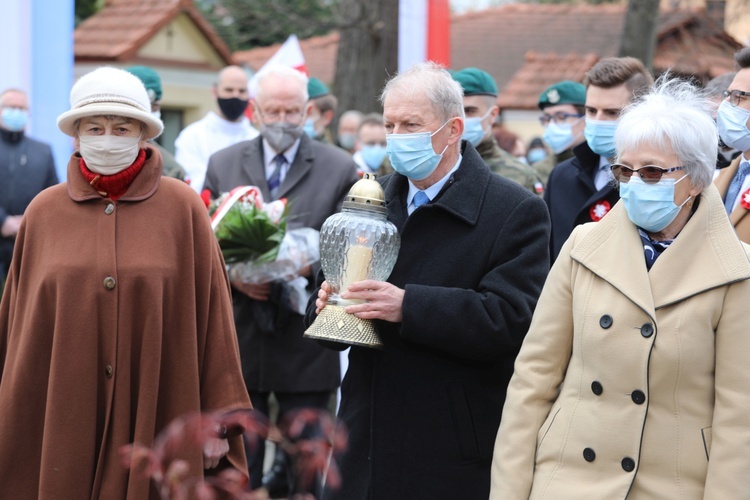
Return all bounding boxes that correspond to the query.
[452,67,498,97]
[307,77,329,99]
[126,65,162,103]
[538,80,586,110]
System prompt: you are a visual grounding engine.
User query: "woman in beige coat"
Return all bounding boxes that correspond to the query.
[491,77,750,499]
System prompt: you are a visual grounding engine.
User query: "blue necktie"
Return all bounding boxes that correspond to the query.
[413,190,430,209]
[725,161,750,213]
[268,154,286,200]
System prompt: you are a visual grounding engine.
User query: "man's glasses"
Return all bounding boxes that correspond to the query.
[722,89,750,107]
[539,112,583,126]
[610,164,686,184]
[260,110,304,122]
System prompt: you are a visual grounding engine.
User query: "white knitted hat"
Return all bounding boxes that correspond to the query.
[57,66,164,139]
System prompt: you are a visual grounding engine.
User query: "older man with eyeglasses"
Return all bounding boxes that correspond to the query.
[715,47,750,243]
[203,65,359,497]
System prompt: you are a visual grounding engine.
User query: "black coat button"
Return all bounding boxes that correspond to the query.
[591,381,603,396]
[621,457,635,472]
[599,315,613,329]
[640,323,654,337]
[583,448,596,462]
[631,390,646,405]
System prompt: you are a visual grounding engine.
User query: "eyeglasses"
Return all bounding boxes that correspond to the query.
[259,110,304,122]
[539,112,583,126]
[722,89,750,107]
[610,163,686,184]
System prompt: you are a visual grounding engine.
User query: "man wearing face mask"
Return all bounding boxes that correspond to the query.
[336,109,364,153]
[715,48,750,243]
[352,113,393,176]
[175,65,259,193]
[306,62,550,500]
[0,88,57,291]
[532,80,587,184]
[544,57,653,261]
[303,77,337,144]
[452,67,544,195]
[705,71,739,171]
[203,65,358,497]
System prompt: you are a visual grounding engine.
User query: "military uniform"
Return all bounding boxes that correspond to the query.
[151,141,186,181]
[531,148,575,185]
[477,136,544,196]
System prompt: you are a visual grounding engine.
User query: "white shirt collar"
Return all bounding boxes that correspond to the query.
[263,137,302,180]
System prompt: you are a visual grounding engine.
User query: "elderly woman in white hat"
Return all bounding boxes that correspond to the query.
[0,67,251,498]
[491,77,750,498]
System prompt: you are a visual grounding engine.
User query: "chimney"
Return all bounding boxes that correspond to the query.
[705,0,726,30]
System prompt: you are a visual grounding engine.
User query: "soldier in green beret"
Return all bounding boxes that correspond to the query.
[304,77,338,145]
[126,66,187,181]
[532,80,587,183]
[452,67,544,196]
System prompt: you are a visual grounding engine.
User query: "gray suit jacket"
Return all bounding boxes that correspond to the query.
[204,134,359,392]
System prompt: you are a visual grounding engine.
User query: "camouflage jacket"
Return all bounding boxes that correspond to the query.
[476,137,544,196]
[151,141,186,181]
[531,147,575,185]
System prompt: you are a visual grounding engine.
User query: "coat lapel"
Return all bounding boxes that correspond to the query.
[649,184,750,307]
[277,135,315,200]
[714,156,750,229]
[240,138,269,199]
[570,200,656,316]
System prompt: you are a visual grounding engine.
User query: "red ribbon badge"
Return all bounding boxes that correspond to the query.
[589,200,611,222]
[740,188,750,210]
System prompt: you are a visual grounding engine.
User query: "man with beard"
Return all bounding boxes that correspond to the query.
[175,65,259,193]
[203,65,358,497]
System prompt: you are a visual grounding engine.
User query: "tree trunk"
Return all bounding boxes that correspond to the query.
[618,0,660,70]
[332,0,399,124]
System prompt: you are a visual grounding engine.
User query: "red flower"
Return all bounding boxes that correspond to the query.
[740,188,750,210]
[200,189,212,208]
[589,200,611,222]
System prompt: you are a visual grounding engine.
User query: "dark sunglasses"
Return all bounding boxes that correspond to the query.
[610,163,686,184]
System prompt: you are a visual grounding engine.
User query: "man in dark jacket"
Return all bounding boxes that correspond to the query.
[306,62,550,500]
[0,88,57,288]
[545,57,653,261]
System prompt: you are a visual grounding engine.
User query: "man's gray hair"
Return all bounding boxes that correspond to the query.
[255,65,309,103]
[379,62,465,122]
[615,75,716,190]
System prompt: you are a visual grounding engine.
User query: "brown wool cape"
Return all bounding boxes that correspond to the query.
[0,146,252,499]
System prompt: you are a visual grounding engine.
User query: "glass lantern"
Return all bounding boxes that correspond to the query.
[304,173,400,347]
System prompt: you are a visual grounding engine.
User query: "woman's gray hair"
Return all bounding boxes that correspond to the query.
[379,62,465,122]
[615,74,717,190]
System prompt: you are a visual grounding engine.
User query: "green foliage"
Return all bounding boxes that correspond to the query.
[198,0,341,51]
[214,203,288,264]
[75,0,105,26]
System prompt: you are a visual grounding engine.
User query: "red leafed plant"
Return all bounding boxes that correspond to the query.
[120,409,347,499]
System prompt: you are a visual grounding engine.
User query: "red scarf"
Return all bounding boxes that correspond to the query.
[79,149,147,201]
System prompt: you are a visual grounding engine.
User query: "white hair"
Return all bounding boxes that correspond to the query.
[379,62,465,122]
[255,65,309,103]
[615,74,717,190]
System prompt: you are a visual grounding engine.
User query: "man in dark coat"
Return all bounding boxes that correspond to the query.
[306,62,550,500]
[203,65,359,496]
[0,88,57,288]
[545,57,653,261]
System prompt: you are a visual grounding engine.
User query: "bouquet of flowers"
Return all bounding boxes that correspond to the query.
[208,187,319,313]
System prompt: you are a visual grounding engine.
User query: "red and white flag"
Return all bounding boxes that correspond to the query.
[398,0,451,72]
[248,34,308,98]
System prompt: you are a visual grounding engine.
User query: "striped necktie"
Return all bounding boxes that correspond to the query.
[268,154,286,200]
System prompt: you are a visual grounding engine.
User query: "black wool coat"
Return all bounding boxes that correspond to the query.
[305,142,551,500]
[544,141,620,262]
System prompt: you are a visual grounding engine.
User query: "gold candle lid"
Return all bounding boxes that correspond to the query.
[342,173,386,213]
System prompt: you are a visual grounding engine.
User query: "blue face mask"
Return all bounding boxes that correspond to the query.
[543,121,578,154]
[717,100,750,152]
[1,107,28,132]
[386,119,453,181]
[620,174,690,232]
[360,144,387,170]
[527,148,547,164]
[461,109,492,147]
[584,118,618,158]
[303,118,317,138]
